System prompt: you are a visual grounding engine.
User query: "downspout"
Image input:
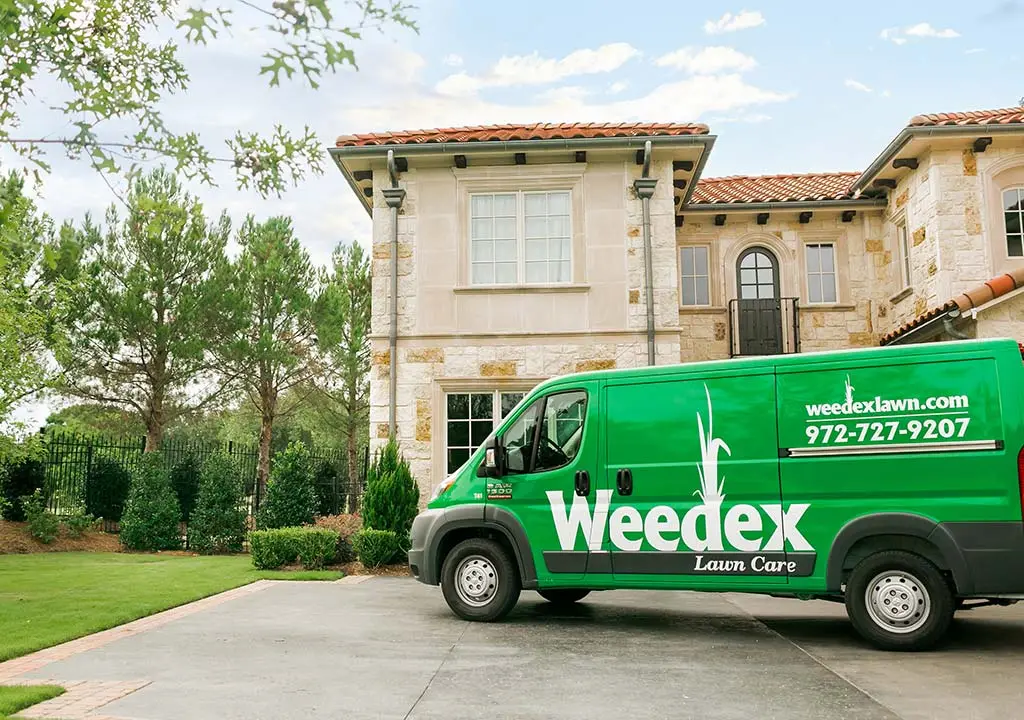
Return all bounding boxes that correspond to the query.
[381,150,406,439]
[943,310,970,340]
[633,140,658,366]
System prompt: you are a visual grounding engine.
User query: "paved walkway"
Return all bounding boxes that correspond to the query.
[2,576,1023,719]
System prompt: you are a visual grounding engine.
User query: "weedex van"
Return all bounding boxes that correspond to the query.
[408,338,1024,651]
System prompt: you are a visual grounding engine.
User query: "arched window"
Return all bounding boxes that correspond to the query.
[1004,188,1024,257]
[737,247,779,300]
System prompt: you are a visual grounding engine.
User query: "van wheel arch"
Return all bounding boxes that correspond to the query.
[434,521,536,590]
[827,514,971,595]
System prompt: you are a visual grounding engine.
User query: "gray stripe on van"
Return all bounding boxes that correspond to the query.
[785,439,1001,458]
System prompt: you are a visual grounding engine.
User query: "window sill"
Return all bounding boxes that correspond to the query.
[803,303,856,312]
[890,287,913,304]
[678,306,727,314]
[453,283,590,295]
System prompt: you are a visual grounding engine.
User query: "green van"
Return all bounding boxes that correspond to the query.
[408,337,1024,650]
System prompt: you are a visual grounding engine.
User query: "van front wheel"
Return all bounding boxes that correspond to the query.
[441,538,521,622]
[845,550,954,651]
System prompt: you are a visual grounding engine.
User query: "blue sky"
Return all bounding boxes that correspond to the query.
[4,0,1023,425]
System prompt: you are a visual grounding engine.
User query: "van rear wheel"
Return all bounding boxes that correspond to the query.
[845,550,954,651]
[440,538,521,622]
[537,589,590,605]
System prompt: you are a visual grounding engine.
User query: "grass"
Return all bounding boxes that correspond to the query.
[0,553,341,662]
[0,685,63,719]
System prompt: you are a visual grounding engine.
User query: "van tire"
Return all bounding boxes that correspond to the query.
[440,538,521,622]
[537,589,590,605]
[845,550,954,651]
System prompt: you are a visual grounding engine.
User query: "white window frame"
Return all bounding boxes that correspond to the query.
[443,389,528,474]
[804,242,838,305]
[896,218,912,289]
[468,190,573,286]
[1003,186,1024,258]
[679,245,712,307]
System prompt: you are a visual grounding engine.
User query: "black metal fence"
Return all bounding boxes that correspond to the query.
[40,432,368,530]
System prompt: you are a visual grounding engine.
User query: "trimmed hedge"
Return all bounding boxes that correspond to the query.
[84,454,131,522]
[352,529,402,569]
[313,513,362,563]
[188,454,248,554]
[257,442,317,530]
[249,527,340,570]
[119,454,182,551]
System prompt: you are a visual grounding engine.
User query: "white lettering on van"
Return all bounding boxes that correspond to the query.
[644,506,680,551]
[609,506,643,551]
[751,556,796,573]
[694,555,746,572]
[761,503,812,551]
[724,504,762,552]
[547,489,612,552]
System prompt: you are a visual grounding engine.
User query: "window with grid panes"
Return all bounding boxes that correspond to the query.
[805,243,837,304]
[444,390,526,473]
[469,191,571,285]
[1004,188,1024,257]
[679,246,710,306]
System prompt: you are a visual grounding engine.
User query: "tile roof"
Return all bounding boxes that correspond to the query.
[689,172,862,205]
[880,267,1024,344]
[335,122,709,147]
[908,106,1024,128]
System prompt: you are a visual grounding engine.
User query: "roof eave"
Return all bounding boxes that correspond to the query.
[852,124,1024,192]
[684,198,887,212]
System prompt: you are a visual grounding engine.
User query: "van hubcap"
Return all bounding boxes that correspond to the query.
[455,555,498,607]
[865,570,931,634]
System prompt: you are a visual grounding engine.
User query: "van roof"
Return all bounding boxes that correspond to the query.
[537,337,1021,391]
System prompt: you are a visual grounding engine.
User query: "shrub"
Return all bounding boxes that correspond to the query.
[248,527,338,570]
[361,440,419,543]
[257,442,317,530]
[2,457,46,521]
[169,453,202,523]
[84,454,131,522]
[313,457,341,516]
[188,454,248,554]
[119,453,182,551]
[352,529,402,568]
[63,509,97,538]
[313,513,362,563]
[21,489,60,544]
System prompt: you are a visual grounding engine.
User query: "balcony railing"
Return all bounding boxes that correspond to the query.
[727,297,800,357]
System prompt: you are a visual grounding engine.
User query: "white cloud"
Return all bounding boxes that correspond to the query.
[436,43,641,96]
[704,10,765,35]
[607,81,629,95]
[966,47,986,54]
[655,46,757,74]
[442,53,463,67]
[709,113,772,123]
[881,23,960,44]
[844,79,873,93]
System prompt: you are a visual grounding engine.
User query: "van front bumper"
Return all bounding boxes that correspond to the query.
[408,508,446,585]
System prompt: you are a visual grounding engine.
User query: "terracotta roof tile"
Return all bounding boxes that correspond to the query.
[690,172,861,205]
[908,106,1024,127]
[880,267,1024,344]
[335,122,709,148]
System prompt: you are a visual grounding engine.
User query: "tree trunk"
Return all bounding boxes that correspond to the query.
[144,392,164,452]
[257,414,273,508]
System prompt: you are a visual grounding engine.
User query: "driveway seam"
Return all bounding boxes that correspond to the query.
[402,623,470,720]
[723,594,905,720]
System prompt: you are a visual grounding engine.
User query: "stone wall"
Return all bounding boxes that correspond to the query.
[975,291,1024,340]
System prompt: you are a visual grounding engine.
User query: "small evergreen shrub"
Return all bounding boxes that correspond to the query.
[352,529,402,568]
[248,527,338,570]
[21,489,60,544]
[119,453,182,551]
[361,441,419,544]
[313,457,341,516]
[84,454,131,522]
[188,454,248,554]
[313,513,362,563]
[169,453,202,523]
[63,509,97,538]
[256,442,317,530]
[2,457,46,521]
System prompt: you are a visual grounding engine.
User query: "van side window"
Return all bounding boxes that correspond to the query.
[534,391,587,472]
[502,399,542,475]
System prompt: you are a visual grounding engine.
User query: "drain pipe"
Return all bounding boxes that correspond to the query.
[943,310,970,340]
[633,140,658,366]
[381,150,406,439]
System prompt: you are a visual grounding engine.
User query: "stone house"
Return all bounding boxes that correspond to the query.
[329,106,1024,500]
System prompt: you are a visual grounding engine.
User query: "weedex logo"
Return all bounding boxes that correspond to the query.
[546,385,814,576]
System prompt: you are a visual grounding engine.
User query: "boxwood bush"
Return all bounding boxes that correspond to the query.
[257,442,317,530]
[352,529,402,569]
[188,453,248,554]
[249,527,339,570]
[119,453,182,551]
[84,454,131,522]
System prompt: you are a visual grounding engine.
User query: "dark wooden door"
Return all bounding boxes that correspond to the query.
[736,248,782,355]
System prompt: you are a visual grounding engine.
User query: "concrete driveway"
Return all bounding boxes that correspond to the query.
[9,577,1024,720]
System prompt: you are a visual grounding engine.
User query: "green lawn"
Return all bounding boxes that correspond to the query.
[0,553,340,662]
[0,685,63,719]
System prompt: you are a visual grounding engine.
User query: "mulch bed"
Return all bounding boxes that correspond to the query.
[0,520,121,554]
[339,561,411,577]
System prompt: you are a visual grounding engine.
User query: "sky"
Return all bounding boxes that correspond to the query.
[4,0,1023,427]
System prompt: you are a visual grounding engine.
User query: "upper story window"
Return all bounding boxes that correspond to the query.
[470,191,571,285]
[1004,188,1024,257]
[679,246,710,306]
[897,220,912,288]
[805,243,837,304]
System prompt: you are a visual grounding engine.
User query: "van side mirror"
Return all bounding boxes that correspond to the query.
[477,437,506,478]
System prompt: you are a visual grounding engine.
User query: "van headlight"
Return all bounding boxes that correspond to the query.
[431,474,457,501]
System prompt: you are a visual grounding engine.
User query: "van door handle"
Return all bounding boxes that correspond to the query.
[616,468,633,496]
[574,470,590,497]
